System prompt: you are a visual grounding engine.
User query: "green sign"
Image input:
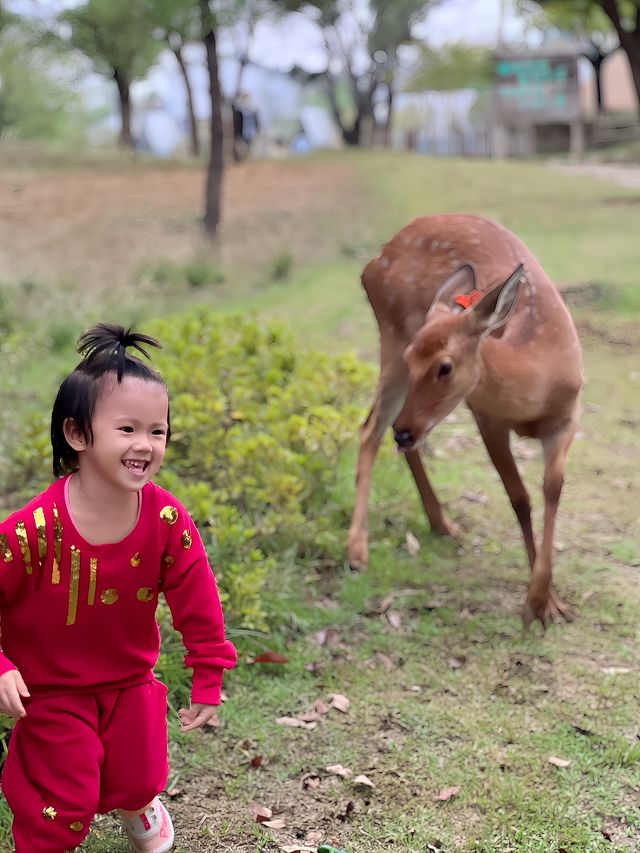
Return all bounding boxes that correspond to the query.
[494,54,580,123]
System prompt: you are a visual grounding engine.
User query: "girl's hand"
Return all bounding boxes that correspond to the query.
[0,670,30,718]
[178,703,218,732]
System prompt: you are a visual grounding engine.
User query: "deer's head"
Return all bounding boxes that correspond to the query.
[393,263,523,451]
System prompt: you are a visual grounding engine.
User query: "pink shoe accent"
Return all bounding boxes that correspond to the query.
[122,797,175,852]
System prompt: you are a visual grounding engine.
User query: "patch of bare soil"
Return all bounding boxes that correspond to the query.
[0,159,362,292]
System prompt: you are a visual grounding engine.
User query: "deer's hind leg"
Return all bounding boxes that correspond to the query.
[523,420,577,628]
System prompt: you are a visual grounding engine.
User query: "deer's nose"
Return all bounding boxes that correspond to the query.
[394,429,414,448]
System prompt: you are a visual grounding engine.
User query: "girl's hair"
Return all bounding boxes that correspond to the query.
[51,323,171,477]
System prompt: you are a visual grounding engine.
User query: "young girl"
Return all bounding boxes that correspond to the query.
[0,324,237,853]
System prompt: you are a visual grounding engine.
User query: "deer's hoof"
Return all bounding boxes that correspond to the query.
[431,515,461,538]
[522,589,573,630]
[347,532,369,572]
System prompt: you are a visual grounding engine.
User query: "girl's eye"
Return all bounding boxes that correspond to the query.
[152,429,166,436]
[119,426,134,433]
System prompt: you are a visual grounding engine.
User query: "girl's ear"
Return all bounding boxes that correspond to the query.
[63,418,88,452]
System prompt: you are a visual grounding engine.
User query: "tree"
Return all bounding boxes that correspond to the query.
[404,42,494,92]
[61,0,161,147]
[151,0,202,157]
[291,0,436,146]
[598,0,640,106]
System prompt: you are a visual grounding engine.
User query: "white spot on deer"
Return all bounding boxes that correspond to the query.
[380,256,390,269]
[431,240,440,250]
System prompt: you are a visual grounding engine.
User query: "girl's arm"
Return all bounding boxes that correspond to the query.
[161,512,237,706]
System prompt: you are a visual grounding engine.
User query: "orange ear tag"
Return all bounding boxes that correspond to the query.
[454,290,483,310]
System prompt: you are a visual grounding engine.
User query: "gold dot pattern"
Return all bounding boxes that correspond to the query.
[136,587,154,602]
[100,588,119,605]
[181,530,192,549]
[160,506,178,525]
[130,552,141,567]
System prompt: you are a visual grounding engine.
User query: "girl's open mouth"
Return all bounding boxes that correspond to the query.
[122,459,149,474]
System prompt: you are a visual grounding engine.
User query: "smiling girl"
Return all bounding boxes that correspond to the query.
[0,324,237,853]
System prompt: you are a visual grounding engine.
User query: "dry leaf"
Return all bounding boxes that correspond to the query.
[448,656,465,669]
[314,699,330,715]
[386,609,403,630]
[548,755,571,768]
[250,755,264,768]
[405,531,421,555]
[601,666,631,675]
[280,846,316,853]
[435,785,461,802]
[262,818,286,829]
[461,490,488,504]
[375,652,395,670]
[251,651,288,664]
[326,764,353,778]
[302,774,321,789]
[251,803,273,822]
[165,787,183,798]
[276,716,317,730]
[329,693,351,713]
[298,711,322,723]
[353,774,376,788]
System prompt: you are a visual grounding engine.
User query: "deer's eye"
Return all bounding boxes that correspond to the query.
[437,362,453,378]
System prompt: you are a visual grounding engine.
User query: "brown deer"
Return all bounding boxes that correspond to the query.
[347,214,582,627]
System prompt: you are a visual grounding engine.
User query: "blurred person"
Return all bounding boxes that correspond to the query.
[0,323,237,853]
[232,92,260,161]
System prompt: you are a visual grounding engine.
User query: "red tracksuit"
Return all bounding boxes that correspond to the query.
[0,476,237,852]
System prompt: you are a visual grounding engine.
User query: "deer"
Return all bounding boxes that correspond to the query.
[347,214,583,628]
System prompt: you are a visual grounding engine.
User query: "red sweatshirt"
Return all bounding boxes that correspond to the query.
[0,476,237,705]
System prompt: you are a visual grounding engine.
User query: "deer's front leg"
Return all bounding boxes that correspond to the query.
[523,422,576,628]
[348,360,408,571]
[403,449,460,537]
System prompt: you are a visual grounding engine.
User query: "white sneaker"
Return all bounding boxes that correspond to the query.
[121,797,175,853]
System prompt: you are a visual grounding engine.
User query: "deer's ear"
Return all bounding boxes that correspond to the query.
[467,265,523,336]
[427,263,478,317]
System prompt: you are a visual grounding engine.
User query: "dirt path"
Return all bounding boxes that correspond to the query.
[552,160,640,189]
[0,159,362,293]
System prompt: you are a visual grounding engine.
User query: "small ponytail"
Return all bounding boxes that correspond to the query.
[50,322,169,477]
[77,323,162,381]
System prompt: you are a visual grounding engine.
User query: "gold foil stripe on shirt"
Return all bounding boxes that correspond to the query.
[67,545,81,626]
[0,534,12,563]
[15,521,32,575]
[88,557,97,606]
[52,503,63,585]
[33,506,47,566]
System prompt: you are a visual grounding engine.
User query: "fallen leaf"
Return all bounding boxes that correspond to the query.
[298,711,322,723]
[302,774,321,789]
[314,699,330,715]
[461,490,488,504]
[353,774,376,788]
[548,755,571,768]
[601,666,631,675]
[262,818,286,829]
[375,652,395,670]
[251,651,288,664]
[329,693,351,713]
[405,531,421,555]
[280,846,316,853]
[435,786,461,802]
[386,609,403,630]
[276,716,317,730]
[250,755,264,768]
[165,787,183,798]
[326,764,353,778]
[251,803,273,822]
[448,656,465,669]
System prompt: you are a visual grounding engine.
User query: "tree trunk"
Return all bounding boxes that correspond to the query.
[599,0,640,110]
[172,44,199,158]
[113,67,133,148]
[586,53,605,113]
[383,85,394,148]
[201,1,224,239]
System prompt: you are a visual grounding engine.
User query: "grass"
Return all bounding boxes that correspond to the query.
[1,148,639,851]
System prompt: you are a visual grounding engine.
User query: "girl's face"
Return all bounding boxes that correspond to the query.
[68,376,169,493]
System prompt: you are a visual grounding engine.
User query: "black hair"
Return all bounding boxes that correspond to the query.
[51,323,171,477]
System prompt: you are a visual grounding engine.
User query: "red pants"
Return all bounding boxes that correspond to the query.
[2,679,169,853]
